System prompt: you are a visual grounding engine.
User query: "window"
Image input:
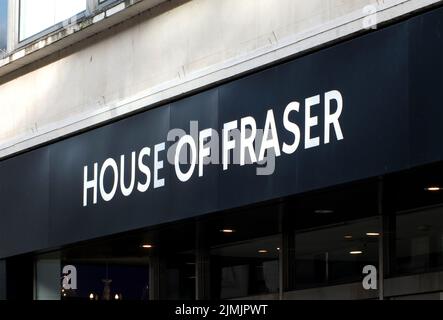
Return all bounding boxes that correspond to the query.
[35,241,151,301]
[385,162,443,276]
[294,217,380,289]
[283,180,381,292]
[160,252,196,300]
[19,0,87,42]
[0,0,7,53]
[98,0,120,4]
[95,0,123,12]
[395,207,443,274]
[210,236,280,299]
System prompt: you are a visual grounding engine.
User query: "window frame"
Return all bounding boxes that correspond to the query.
[17,0,88,45]
[0,0,8,56]
[12,0,125,50]
[95,0,123,12]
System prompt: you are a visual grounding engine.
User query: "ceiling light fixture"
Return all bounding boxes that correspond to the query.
[366,232,380,237]
[142,244,153,249]
[258,250,269,254]
[350,251,363,255]
[220,229,235,234]
[425,187,442,192]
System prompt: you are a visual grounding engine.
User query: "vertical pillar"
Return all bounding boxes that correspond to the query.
[384,212,396,278]
[280,231,296,299]
[6,255,34,300]
[196,221,210,300]
[0,260,6,300]
[149,253,161,300]
[279,202,295,300]
[379,176,397,300]
[378,177,385,301]
[196,248,210,300]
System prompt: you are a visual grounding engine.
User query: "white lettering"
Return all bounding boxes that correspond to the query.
[99,158,119,202]
[175,135,197,182]
[154,143,165,189]
[259,109,281,162]
[82,89,345,206]
[240,117,258,166]
[305,95,320,149]
[120,152,136,197]
[137,147,151,193]
[199,129,213,177]
[324,90,344,144]
[223,120,238,171]
[83,163,98,207]
[282,102,301,155]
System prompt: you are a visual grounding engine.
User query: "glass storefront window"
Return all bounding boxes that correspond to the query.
[281,179,381,293]
[60,263,150,301]
[160,252,196,300]
[386,162,443,277]
[396,207,443,275]
[210,236,280,299]
[295,218,380,289]
[34,238,151,301]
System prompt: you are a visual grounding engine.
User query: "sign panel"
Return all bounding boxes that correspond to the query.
[1,7,443,257]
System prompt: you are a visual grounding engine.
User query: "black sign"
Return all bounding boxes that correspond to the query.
[1,6,443,258]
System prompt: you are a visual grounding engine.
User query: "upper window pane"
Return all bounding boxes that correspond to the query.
[0,0,7,52]
[19,0,86,42]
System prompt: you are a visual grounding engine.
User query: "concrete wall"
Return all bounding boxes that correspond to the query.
[0,0,441,158]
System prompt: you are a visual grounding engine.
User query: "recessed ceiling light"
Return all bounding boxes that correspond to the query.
[366,232,380,237]
[344,235,353,240]
[258,250,269,254]
[142,244,153,249]
[350,251,363,255]
[315,209,334,214]
[220,229,235,234]
[425,187,442,192]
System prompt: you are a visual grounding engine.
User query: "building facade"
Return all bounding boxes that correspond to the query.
[1,0,443,300]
